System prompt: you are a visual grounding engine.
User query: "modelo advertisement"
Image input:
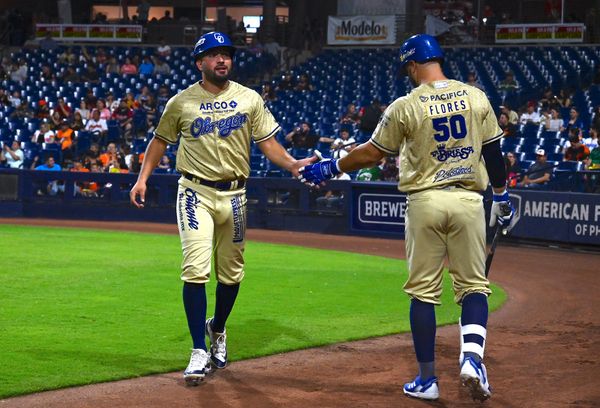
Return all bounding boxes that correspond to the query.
[327,15,396,45]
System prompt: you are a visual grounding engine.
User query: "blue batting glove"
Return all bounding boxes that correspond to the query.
[299,159,340,185]
[489,189,515,230]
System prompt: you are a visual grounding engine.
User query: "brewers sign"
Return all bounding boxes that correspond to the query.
[327,15,396,45]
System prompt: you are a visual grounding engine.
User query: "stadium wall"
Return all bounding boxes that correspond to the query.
[0,169,599,246]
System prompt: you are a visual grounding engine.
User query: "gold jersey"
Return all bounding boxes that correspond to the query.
[155,80,280,180]
[370,79,502,193]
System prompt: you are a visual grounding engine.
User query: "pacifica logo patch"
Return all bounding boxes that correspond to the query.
[191,112,248,138]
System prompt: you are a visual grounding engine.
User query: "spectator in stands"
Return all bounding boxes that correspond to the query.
[84,89,98,110]
[381,156,399,182]
[329,129,357,159]
[248,36,264,55]
[35,100,50,120]
[8,90,21,108]
[138,94,156,131]
[75,100,90,121]
[0,140,24,168]
[105,57,120,75]
[315,172,352,210]
[55,97,72,120]
[466,72,484,91]
[285,121,318,149]
[123,92,136,109]
[295,73,314,91]
[498,112,517,138]
[138,56,154,76]
[85,109,108,145]
[232,21,247,45]
[564,133,591,161]
[95,47,108,65]
[105,93,120,113]
[32,122,55,144]
[71,111,85,131]
[156,38,171,57]
[0,89,9,106]
[40,64,55,81]
[498,71,518,92]
[519,149,552,188]
[9,101,33,120]
[505,152,522,187]
[99,142,119,170]
[33,156,62,196]
[358,99,383,136]
[591,105,600,131]
[153,57,171,75]
[500,104,519,125]
[356,159,384,181]
[112,100,133,141]
[340,103,360,126]
[583,128,599,150]
[120,57,138,75]
[156,85,170,115]
[49,110,62,130]
[136,0,150,23]
[556,88,572,108]
[519,101,541,125]
[158,154,172,171]
[159,10,172,22]
[81,64,100,84]
[58,47,77,65]
[56,120,74,161]
[9,59,27,82]
[39,33,58,51]
[276,72,294,91]
[545,107,564,132]
[564,107,585,133]
[95,99,111,121]
[539,87,559,111]
[261,83,277,102]
[61,66,80,83]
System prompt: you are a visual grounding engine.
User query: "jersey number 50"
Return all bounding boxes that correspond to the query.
[432,114,467,142]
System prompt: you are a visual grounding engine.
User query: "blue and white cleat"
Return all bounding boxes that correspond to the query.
[206,317,228,369]
[403,375,440,400]
[460,356,492,401]
[183,348,211,386]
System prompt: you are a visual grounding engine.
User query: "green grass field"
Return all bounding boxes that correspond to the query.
[0,224,506,398]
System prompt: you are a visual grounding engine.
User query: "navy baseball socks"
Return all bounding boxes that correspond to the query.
[459,293,492,401]
[182,282,211,385]
[403,299,439,400]
[205,282,240,369]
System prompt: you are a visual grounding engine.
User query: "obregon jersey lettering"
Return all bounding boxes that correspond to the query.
[370,79,502,193]
[155,81,280,180]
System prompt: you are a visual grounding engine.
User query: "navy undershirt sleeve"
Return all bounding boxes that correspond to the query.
[482,140,507,189]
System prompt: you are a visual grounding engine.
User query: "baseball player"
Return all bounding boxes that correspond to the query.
[129,31,316,385]
[300,34,514,401]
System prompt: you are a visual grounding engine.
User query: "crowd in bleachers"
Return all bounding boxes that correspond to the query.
[1,43,600,193]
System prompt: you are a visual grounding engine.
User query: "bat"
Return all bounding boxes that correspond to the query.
[485,203,512,277]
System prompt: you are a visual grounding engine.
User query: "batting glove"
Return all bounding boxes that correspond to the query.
[299,158,340,185]
[489,189,515,231]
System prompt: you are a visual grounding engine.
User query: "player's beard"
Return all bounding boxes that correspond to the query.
[204,65,231,85]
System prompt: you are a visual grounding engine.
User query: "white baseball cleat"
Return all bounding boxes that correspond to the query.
[460,356,492,401]
[403,375,440,400]
[183,348,211,386]
[206,317,228,369]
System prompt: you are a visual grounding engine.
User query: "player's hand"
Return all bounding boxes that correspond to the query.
[129,180,147,208]
[298,158,340,186]
[489,189,515,232]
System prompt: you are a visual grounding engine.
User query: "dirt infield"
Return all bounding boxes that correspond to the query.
[1,218,599,407]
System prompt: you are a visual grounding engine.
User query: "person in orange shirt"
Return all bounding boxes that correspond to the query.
[99,142,118,170]
[56,120,74,161]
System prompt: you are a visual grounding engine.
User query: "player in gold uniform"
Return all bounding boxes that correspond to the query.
[130,32,316,385]
[300,34,514,401]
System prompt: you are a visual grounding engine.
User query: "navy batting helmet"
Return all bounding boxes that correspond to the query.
[399,34,444,71]
[193,31,235,60]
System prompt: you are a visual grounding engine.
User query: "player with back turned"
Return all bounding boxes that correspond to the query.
[130,32,316,385]
[300,34,515,401]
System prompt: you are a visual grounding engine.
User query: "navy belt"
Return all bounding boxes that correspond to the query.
[183,173,246,191]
